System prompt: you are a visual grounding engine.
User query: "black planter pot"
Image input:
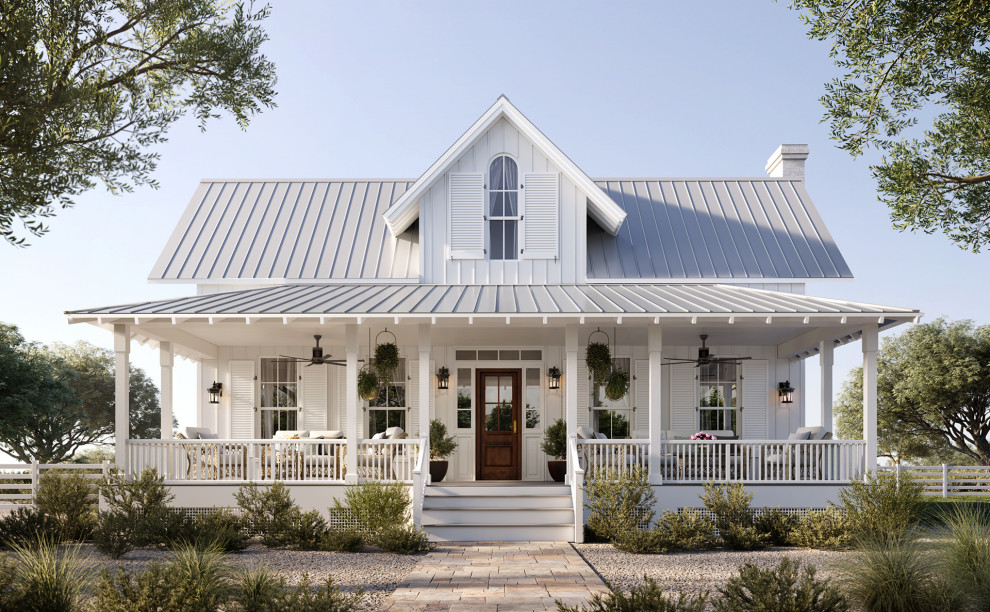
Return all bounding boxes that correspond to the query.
[429,460,449,483]
[548,460,566,482]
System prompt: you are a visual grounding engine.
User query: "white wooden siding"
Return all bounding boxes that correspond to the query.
[522,173,559,259]
[229,360,255,439]
[742,360,769,439]
[669,363,696,432]
[448,174,485,259]
[634,360,650,437]
[301,365,327,431]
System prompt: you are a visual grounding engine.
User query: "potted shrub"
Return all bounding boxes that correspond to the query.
[585,340,612,394]
[429,419,457,482]
[541,418,567,482]
[374,330,400,384]
[604,369,629,401]
[357,365,379,401]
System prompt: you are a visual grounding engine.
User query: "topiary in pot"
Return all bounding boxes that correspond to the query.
[541,418,567,482]
[357,366,379,401]
[585,341,612,392]
[605,369,630,401]
[429,419,458,483]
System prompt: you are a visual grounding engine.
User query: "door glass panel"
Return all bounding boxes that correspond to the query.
[483,374,514,432]
[485,376,499,403]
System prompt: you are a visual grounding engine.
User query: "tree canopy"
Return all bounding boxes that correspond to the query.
[790,0,990,251]
[834,318,990,465]
[0,0,277,246]
[0,323,167,462]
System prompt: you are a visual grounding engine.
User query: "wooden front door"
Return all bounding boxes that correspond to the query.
[476,369,521,480]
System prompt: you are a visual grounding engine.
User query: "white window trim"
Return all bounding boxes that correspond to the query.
[486,154,521,261]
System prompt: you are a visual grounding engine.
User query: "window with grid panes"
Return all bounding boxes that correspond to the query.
[698,361,738,434]
[591,358,631,438]
[368,359,406,436]
[260,358,298,438]
[487,155,519,260]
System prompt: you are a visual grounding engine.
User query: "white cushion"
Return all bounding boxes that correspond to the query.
[575,426,596,440]
[371,432,386,440]
[595,432,608,440]
[308,430,344,439]
[795,426,825,440]
[198,432,219,440]
[273,430,309,440]
[788,431,811,440]
[384,426,404,439]
[185,427,213,440]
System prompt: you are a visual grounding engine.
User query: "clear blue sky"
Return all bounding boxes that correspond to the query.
[2,1,986,444]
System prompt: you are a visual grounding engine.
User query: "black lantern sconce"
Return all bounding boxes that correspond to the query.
[207,381,223,404]
[778,381,795,404]
[437,367,450,390]
[548,367,561,390]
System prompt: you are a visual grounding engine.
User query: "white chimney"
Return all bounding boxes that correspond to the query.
[765,144,809,180]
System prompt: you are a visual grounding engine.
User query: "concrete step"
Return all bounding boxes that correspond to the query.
[425,523,576,542]
[426,484,570,497]
[423,493,572,509]
[422,507,574,525]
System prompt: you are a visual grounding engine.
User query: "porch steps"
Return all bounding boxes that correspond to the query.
[420,484,575,542]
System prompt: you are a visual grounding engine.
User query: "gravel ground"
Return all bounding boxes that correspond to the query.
[574,544,853,599]
[82,542,420,610]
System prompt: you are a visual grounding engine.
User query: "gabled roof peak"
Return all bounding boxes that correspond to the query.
[382,96,627,237]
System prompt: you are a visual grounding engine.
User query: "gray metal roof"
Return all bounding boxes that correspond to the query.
[149,180,419,281]
[68,283,916,318]
[589,179,852,280]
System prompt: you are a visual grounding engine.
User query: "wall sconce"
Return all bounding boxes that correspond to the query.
[207,381,222,404]
[778,381,795,404]
[548,367,561,390]
[436,367,450,390]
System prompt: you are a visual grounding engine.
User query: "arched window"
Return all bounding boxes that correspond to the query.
[488,155,519,260]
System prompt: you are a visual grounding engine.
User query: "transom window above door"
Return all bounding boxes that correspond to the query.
[488,155,519,260]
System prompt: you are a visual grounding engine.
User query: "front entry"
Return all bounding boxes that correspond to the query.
[476,369,521,480]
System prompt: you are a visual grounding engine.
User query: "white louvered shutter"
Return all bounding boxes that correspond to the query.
[301,365,327,431]
[669,363,697,433]
[521,173,559,259]
[429,359,436,424]
[229,361,255,439]
[409,361,419,437]
[741,360,769,440]
[576,360,590,428]
[448,173,485,259]
[334,368,346,431]
[634,360,650,437]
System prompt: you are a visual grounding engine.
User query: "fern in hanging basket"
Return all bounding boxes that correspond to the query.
[585,342,612,390]
[373,335,400,383]
[358,366,379,401]
[604,369,630,401]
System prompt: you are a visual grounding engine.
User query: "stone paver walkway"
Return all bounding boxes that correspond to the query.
[382,542,610,611]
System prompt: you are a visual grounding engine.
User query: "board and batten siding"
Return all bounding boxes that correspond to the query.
[420,118,587,285]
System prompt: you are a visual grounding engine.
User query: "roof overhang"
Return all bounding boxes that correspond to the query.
[382,95,627,237]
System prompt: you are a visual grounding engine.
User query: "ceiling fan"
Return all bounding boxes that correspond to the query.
[279,335,361,367]
[663,334,752,367]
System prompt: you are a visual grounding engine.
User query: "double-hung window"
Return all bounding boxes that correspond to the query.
[368,359,407,436]
[260,358,298,438]
[488,155,519,260]
[698,362,738,433]
[591,358,631,438]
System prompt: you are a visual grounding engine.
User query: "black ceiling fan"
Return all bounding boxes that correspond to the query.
[663,334,752,367]
[279,335,361,367]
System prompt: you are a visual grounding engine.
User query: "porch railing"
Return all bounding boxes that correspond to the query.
[411,438,428,527]
[577,439,867,483]
[127,438,421,483]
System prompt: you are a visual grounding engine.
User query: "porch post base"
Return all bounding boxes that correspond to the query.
[344,473,360,484]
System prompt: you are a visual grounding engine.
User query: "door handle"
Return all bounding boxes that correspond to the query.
[513,420,517,434]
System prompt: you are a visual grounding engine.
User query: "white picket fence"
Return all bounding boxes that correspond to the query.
[0,462,110,510]
[879,464,990,497]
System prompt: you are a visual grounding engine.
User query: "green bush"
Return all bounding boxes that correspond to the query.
[4,536,95,612]
[374,524,434,554]
[0,554,15,607]
[235,482,297,547]
[331,480,409,539]
[754,509,797,547]
[286,510,328,551]
[190,509,249,553]
[541,418,567,460]
[835,470,924,545]
[92,511,134,559]
[701,482,769,550]
[429,419,457,460]
[839,538,964,612]
[100,467,185,547]
[316,527,364,552]
[788,511,853,550]
[233,564,362,611]
[940,505,990,610]
[35,471,97,542]
[0,507,61,548]
[584,466,656,543]
[656,510,717,551]
[712,558,848,612]
[556,575,708,612]
[615,528,673,554]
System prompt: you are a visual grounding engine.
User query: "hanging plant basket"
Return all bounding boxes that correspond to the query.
[373,329,400,384]
[358,365,379,401]
[604,369,630,401]
[585,329,612,391]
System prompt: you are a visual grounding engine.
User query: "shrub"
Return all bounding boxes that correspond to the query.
[374,524,434,554]
[92,511,134,559]
[788,511,853,550]
[940,506,990,610]
[235,482,297,547]
[656,510,717,551]
[4,536,95,612]
[286,509,328,551]
[0,554,15,607]
[839,538,964,612]
[0,507,60,548]
[835,470,924,545]
[584,466,656,543]
[100,467,184,547]
[754,508,797,547]
[541,418,567,460]
[701,482,769,550]
[614,528,673,554]
[35,471,97,542]
[712,558,848,612]
[233,564,362,612]
[429,419,457,460]
[316,527,364,552]
[190,509,249,553]
[332,480,409,539]
[556,576,708,612]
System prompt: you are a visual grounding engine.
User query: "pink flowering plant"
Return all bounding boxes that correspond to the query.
[689,432,717,440]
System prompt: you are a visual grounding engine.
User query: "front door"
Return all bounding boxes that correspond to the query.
[476,369,521,480]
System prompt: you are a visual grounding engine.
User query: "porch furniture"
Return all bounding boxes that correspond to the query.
[174,428,247,479]
[764,428,835,480]
[355,427,408,479]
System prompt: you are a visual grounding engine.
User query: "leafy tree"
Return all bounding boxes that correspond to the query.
[790,1,990,251]
[834,318,990,465]
[0,0,277,246]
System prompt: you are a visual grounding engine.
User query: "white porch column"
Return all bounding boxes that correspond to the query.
[862,323,879,470]
[818,340,834,432]
[418,324,431,445]
[159,341,173,439]
[345,324,359,483]
[113,324,131,469]
[648,324,664,485]
[565,325,579,470]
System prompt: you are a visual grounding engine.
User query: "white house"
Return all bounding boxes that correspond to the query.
[67,96,919,541]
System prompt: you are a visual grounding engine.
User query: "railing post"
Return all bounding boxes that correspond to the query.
[942,464,948,498]
[30,460,39,508]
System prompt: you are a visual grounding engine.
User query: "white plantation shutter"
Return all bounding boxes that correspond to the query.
[670,363,697,433]
[335,368,346,431]
[449,173,485,259]
[741,360,769,440]
[301,365,327,431]
[577,359,590,428]
[408,359,435,438]
[634,360,650,437]
[521,173,558,259]
[230,360,255,439]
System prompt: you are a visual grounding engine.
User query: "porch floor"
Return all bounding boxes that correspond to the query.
[432,481,568,487]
